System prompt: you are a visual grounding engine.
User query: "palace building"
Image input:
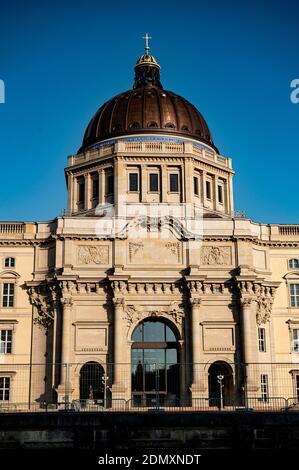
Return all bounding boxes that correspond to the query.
[1,38,299,410]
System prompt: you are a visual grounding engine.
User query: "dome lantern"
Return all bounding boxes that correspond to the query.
[134,33,162,89]
[79,36,218,154]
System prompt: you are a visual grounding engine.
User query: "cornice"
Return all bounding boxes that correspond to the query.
[191,157,234,176]
[65,155,114,174]
[1,233,299,248]
[0,239,38,246]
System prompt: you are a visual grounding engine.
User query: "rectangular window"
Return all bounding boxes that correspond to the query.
[206,180,211,200]
[0,330,12,354]
[5,258,15,268]
[149,173,159,192]
[290,284,299,307]
[0,377,10,401]
[292,329,299,352]
[218,185,223,204]
[77,177,85,205]
[296,375,299,401]
[2,284,14,308]
[169,173,179,192]
[194,176,199,196]
[258,327,266,352]
[92,174,99,200]
[107,174,114,195]
[129,173,139,192]
[260,374,269,402]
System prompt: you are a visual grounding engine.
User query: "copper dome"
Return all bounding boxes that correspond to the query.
[79,49,217,153]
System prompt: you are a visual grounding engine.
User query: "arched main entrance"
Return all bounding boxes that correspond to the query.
[79,362,104,400]
[208,361,234,408]
[131,319,179,406]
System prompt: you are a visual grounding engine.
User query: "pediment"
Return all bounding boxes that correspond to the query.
[283,271,299,281]
[0,270,20,279]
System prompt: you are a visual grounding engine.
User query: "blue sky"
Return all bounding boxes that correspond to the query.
[0,0,298,222]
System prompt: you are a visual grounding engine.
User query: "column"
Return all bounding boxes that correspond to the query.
[190,298,205,400]
[179,340,186,402]
[57,296,74,403]
[111,298,127,401]
[184,158,193,204]
[97,168,104,205]
[213,174,218,211]
[141,164,147,202]
[73,176,78,213]
[201,170,206,207]
[228,174,234,216]
[85,173,91,210]
[67,173,73,213]
[241,298,259,393]
[161,164,167,202]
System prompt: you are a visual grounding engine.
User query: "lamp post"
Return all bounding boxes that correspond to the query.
[102,374,109,408]
[217,374,224,409]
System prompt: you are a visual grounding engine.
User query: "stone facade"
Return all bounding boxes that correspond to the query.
[1,52,299,409]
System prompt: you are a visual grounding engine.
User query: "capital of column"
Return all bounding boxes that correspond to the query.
[113,297,125,308]
[190,297,202,307]
[61,296,73,308]
[240,297,254,308]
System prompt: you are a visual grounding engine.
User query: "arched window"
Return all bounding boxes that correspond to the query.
[208,361,234,408]
[165,122,175,129]
[131,319,179,406]
[289,259,299,269]
[79,361,104,401]
[129,121,140,129]
[4,258,15,268]
[147,121,158,128]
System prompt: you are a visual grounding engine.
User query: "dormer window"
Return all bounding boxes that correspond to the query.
[288,259,299,269]
[4,258,15,268]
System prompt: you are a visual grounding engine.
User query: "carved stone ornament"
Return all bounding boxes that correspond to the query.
[111,279,183,295]
[122,301,185,328]
[165,242,181,261]
[28,284,60,331]
[129,242,144,262]
[78,245,109,265]
[256,296,273,325]
[238,282,277,325]
[187,280,204,295]
[201,246,231,265]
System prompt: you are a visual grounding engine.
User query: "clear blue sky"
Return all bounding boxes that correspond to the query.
[0,0,298,223]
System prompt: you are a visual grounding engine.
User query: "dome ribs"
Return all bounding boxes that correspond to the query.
[80,88,218,152]
[128,90,143,129]
[155,87,163,130]
[110,94,128,134]
[167,91,180,133]
[160,92,175,129]
[181,97,195,133]
[144,87,161,128]
[97,98,115,137]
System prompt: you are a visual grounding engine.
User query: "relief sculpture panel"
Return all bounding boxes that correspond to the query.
[201,246,231,265]
[78,245,109,265]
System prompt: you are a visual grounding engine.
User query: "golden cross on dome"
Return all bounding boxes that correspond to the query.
[142,33,152,54]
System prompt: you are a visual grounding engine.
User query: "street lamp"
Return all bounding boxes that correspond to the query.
[217,374,224,409]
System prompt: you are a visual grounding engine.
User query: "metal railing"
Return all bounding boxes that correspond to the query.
[0,362,298,413]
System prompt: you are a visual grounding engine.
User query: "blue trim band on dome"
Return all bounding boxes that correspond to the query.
[86,135,215,154]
